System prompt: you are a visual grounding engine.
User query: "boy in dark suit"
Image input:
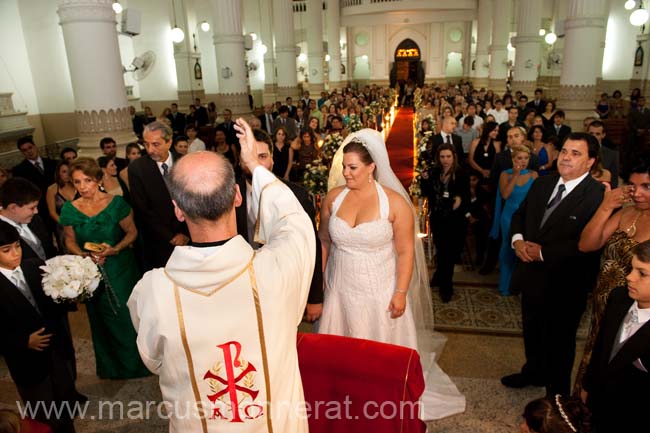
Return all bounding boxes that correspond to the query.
[0,221,82,433]
[582,241,650,433]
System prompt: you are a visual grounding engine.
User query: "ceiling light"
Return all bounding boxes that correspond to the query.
[325,54,331,62]
[171,27,185,43]
[200,21,210,32]
[112,1,122,13]
[538,29,546,36]
[626,0,637,10]
[544,32,557,45]
[630,8,650,26]
[298,53,307,62]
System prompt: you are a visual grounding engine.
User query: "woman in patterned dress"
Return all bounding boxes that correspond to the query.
[574,161,650,393]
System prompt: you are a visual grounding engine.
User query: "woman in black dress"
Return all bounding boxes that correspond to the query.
[468,121,501,180]
[272,126,293,180]
[422,143,470,303]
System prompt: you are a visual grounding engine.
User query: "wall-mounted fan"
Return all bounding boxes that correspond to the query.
[123,50,156,81]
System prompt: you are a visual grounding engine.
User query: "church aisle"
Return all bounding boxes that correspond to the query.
[385,107,416,190]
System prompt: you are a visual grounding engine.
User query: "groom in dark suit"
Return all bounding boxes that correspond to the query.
[502,132,605,396]
[129,121,188,271]
[235,128,324,321]
[582,242,650,433]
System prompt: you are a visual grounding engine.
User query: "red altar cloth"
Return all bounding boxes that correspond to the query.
[297,333,426,433]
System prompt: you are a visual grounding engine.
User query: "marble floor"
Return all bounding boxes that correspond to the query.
[0,268,586,433]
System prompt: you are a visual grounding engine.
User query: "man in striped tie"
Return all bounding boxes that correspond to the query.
[501,133,605,397]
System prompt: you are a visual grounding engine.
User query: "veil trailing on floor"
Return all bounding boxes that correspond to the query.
[327,128,441,368]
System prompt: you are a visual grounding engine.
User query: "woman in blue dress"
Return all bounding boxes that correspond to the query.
[489,145,537,295]
[528,125,556,176]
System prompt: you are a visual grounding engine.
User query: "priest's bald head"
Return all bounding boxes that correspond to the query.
[168,151,242,239]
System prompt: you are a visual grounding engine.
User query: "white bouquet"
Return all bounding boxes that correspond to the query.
[40,255,101,303]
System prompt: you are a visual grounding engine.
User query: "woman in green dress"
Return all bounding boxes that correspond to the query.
[60,157,149,379]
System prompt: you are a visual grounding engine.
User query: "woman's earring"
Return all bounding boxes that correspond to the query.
[368,174,372,183]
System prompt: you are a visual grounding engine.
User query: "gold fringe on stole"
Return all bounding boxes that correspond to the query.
[174,283,209,433]
[248,264,275,433]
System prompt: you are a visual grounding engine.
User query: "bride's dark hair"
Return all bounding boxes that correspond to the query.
[343,139,374,165]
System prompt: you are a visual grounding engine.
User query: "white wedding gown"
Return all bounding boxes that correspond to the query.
[317,182,466,421]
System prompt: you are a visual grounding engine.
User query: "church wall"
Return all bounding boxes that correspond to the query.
[128,0,180,109]
[602,1,637,83]
[0,0,46,146]
[17,0,77,144]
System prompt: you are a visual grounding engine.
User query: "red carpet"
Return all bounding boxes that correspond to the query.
[386,108,415,190]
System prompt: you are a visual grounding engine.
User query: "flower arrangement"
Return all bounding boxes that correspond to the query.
[410,130,434,197]
[303,159,329,196]
[40,255,101,303]
[320,133,344,164]
[414,88,423,111]
[348,114,363,132]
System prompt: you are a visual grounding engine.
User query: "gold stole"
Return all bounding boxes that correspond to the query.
[172,253,274,433]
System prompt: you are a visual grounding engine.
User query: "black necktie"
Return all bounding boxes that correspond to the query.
[34,161,44,174]
[547,184,565,209]
[446,135,452,145]
[161,163,169,177]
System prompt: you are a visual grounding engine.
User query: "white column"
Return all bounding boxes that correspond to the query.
[326,0,342,90]
[259,0,277,103]
[273,0,298,99]
[306,0,324,93]
[57,0,135,156]
[558,0,607,125]
[488,0,511,95]
[511,0,542,96]
[209,0,249,115]
[473,0,492,88]
[173,0,204,107]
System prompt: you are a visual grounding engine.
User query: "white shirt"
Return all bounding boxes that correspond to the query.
[188,138,206,154]
[156,152,173,176]
[511,172,591,258]
[614,301,650,372]
[0,215,45,260]
[440,131,454,144]
[487,108,508,124]
[29,157,44,171]
[459,115,484,131]
[0,265,39,311]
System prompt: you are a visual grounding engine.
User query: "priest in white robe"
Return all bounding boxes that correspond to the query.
[128,117,315,433]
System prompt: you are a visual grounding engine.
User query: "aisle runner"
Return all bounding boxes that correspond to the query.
[385,107,415,190]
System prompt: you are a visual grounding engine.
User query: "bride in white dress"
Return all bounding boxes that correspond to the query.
[317,129,466,421]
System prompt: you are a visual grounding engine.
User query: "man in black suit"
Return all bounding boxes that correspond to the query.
[167,103,186,137]
[258,104,275,135]
[546,110,572,150]
[587,120,620,188]
[285,96,298,119]
[497,106,526,144]
[215,108,238,146]
[193,98,209,126]
[128,121,189,271]
[582,243,650,433]
[525,88,546,114]
[129,105,146,137]
[428,116,465,165]
[99,137,128,173]
[235,129,324,321]
[502,132,605,396]
[490,126,540,185]
[12,136,58,232]
[272,106,299,141]
[0,178,56,260]
[0,221,80,433]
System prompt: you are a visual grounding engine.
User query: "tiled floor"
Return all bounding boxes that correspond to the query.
[0,268,586,433]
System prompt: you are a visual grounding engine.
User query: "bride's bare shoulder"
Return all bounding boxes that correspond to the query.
[380,185,412,212]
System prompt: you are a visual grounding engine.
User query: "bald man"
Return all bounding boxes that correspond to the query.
[429,116,465,165]
[128,118,315,433]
